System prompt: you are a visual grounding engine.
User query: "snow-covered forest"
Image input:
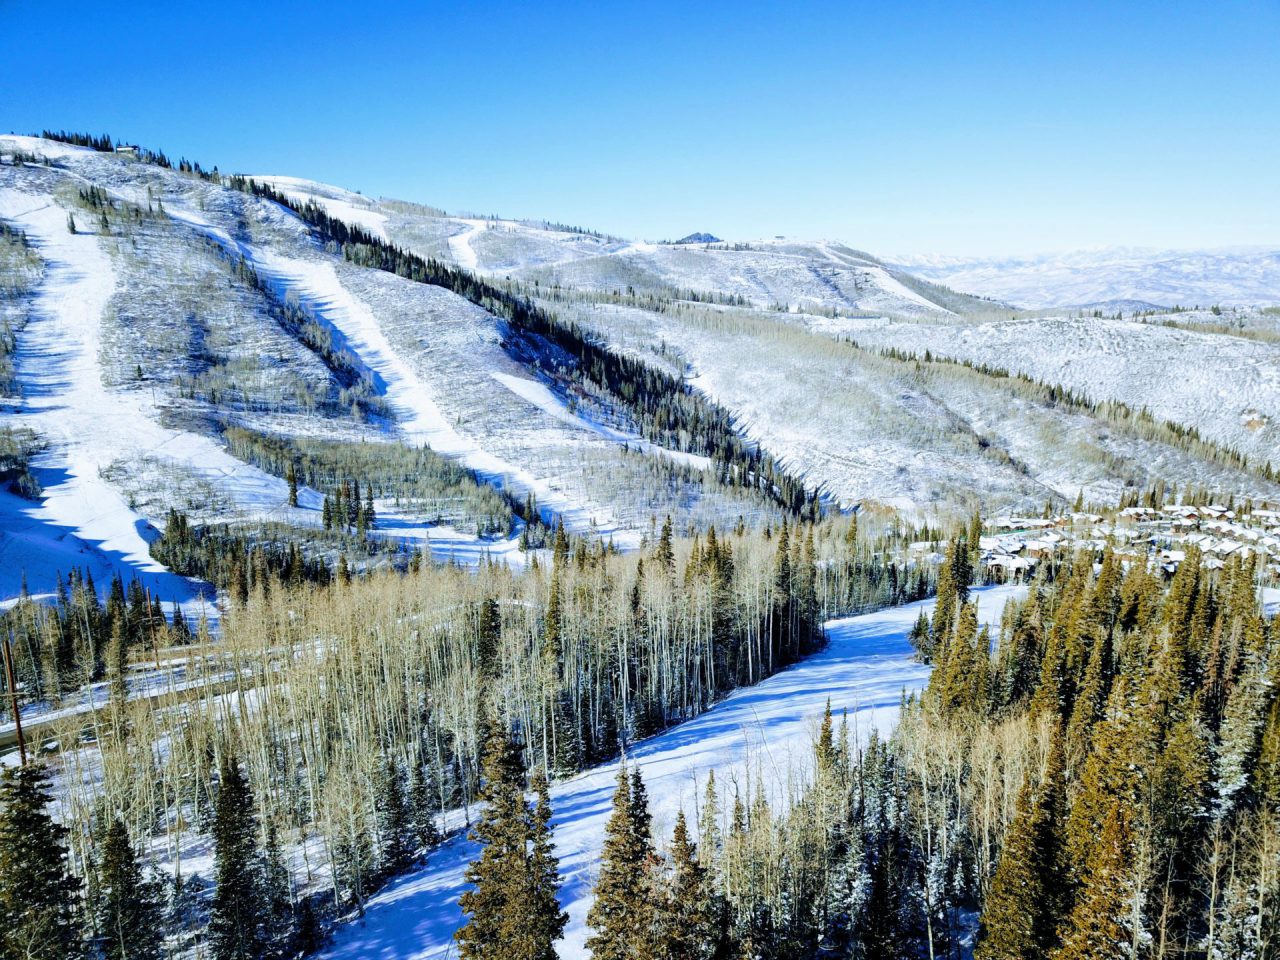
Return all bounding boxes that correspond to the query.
[0,129,1277,960]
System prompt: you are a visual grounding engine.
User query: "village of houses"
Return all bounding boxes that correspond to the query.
[965,502,1280,615]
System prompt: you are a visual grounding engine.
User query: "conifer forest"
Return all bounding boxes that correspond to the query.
[3,13,1280,957]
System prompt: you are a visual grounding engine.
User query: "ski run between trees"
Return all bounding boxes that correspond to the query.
[321,584,1023,960]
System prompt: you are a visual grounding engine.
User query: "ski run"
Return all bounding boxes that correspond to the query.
[321,584,1024,960]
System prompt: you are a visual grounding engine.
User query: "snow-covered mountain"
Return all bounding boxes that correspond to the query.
[892,246,1280,309]
[3,134,1280,610]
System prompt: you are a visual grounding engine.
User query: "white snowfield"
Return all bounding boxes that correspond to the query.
[250,175,390,241]
[166,203,640,542]
[893,246,1280,309]
[849,314,1280,466]
[0,184,293,612]
[321,584,1024,960]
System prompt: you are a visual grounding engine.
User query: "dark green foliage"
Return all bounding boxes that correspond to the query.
[209,756,266,960]
[96,817,165,960]
[586,763,660,960]
[224,427,514,537]
[152,508,338,591]
[375,756,415,876]
[0,765,83,960]
[456,726,566,960]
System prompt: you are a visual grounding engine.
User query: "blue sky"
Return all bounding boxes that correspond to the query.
[3,0,1278,255]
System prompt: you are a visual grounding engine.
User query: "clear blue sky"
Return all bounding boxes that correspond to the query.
[3,0,1278,255]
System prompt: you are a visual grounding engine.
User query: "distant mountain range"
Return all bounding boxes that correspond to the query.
[892,246,1280,309]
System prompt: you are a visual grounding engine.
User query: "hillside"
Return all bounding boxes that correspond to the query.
[2,133,1280,611]
[893,246,1280,309]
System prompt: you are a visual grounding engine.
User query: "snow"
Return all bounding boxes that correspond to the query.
[447,220,483,271]
[164,199,645,542]
[0,135,94,160]
[320,584,1024,960]
[849,314,1280,467]
[491,372,714,471]
[250,176,389,241]
[241,247,630,539]
[892,246,1280,309]
[0,188,294,611]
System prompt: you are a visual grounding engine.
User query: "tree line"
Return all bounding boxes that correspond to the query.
[567,540,1278,959]
[225,174,819,518]
[0,512,934,957]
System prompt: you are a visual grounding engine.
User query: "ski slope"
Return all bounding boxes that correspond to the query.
[170,213,639,542]
[0,187,291,612]
[321,583,1024,960]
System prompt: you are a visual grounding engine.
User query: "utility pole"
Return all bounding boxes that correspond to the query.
[3,630,27,766]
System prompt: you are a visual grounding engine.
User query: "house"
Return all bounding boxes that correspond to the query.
[987,555,1036,580]
[114,144,139,156]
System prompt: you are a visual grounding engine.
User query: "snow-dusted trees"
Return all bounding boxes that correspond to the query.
[0,765,83,960]
[586,763,661,960]
[633,546,1277,960]
[456,725,566,960]
[96,818,165,960]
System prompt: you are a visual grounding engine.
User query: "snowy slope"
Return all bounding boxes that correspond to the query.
[320,584,1024,960]
[0,137,793,609]
[849,314,1280,466]
[0,184,293,612]
[893,247,1280,309]
[4,134,1278,608]
[254,178,972,318]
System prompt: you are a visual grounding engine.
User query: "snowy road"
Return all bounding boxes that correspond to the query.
[321,583,1024,960]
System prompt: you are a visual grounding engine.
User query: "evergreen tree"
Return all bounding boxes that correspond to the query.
[659,811,716,960]
[528,770,568,960]
[457,725,564,960]
[976,735,1067,960]
[587,763,659,960]
[409,761,443,850]
[260,822,296,960]
[375,755,415,875]
[209,756,265,960]
[0,765,83,960]
[96,817,164,960]
[1050,803,1142,960]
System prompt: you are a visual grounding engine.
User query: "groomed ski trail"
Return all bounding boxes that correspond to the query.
[321,583,1025,960]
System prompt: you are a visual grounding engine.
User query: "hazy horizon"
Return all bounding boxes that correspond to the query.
[4,0,1278,256]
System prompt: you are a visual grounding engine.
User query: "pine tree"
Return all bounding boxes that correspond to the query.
[286,462,298,508]
[1050,803,1142,960]
[976,735,1067,960]
[409,761,442,850]
[655,516,675,575]
[659,811,716,960]
[0,765,83,960]
[587,763,659,960]
[260,822,295,960]
[375,755,415,875]
[96,817,164,960]
[527,770,568,960]
[209,756,265,960]
[457,725,564,960]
